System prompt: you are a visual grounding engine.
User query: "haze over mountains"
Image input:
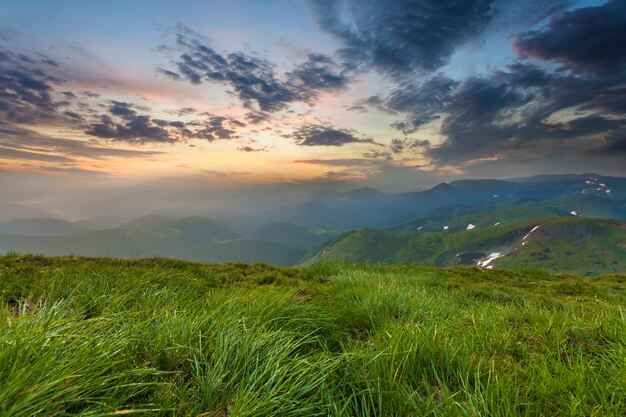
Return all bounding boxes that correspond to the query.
[1,173,624,274]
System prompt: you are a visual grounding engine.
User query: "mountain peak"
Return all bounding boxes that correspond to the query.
[342,187,386,199]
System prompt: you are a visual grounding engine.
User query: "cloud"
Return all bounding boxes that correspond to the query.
[184,114,240,141]
[238,145,267,152]
[156,67,183,81]
[159,27,354,113]
[362,150,392,161]
[0,146,75,163]
[85,101,240,143]
[245,110,272,124]
[288,123,377,146]
[389,138,430,154]
[305,0,495,77]
[286,53,351,94]
[0,47,69,124]
[87,114,173,143]
[385,75,460,133]
[587,131,626,155]
[294,158,377,167]
[514,0,626,74]
[375,56,626,165]
[0,122,164,162]
[40,165,113,176]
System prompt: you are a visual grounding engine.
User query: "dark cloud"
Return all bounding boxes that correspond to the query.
[289,123,377,147]
[0,146,75,163]
[362,150,392,161]
[184,115,239,142]
[346,104,367,113]
[376,56,626,164]
[389,138,430,154]
[305,0,495,77]
[428,77,530,162]
[40,166,112,176]
[0,122,164,161]
[156,67,183,81]
[160,27,354,112]
[81,91,101,98]
[109,101,138,120]
[238,145,267,152]
[87,114,173,143]
[587,131,626,155]
[385,75,460,133]
[84,101,241,144]
[286,53,351,95]
[41,58,59,67]
[294,158,377,167]
[0,48,67,124]
[245,110,271,124]
[166,106,196,116]
[60,91,77,99]
[514,0,626,74]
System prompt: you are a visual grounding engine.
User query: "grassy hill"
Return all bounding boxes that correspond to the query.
[0,255,623,416]
[0,217,304,266]
[302,218,626,275]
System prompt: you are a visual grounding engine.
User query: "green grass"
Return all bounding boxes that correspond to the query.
[1,255,625,416]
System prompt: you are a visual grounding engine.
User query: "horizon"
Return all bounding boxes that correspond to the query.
[0,171,621,223]
[1,0,625,208]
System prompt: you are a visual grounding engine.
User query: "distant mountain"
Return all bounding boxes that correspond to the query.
[118,214,172,229]
[263,174,626,230]
[0,218,85,236]
[341,187,387,199]
[0,216,307,266]
[393,195,626,232]
[300,218,626,275]
[0,203,62,222]
[249,222,341,248]
[73,217,124,230]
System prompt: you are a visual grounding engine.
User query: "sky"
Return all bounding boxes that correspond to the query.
[0,0,625,200]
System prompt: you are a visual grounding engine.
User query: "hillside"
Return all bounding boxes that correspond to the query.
[302,218,626,275]
[0,255,623,416]
[0,217,303,265]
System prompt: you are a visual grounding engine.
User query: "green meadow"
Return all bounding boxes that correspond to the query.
[1,255,624,416]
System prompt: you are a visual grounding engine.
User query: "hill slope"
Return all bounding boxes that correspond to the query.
[302,218,626,274]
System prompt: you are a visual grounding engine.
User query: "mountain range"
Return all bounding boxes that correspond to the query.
[0,173,624,273]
